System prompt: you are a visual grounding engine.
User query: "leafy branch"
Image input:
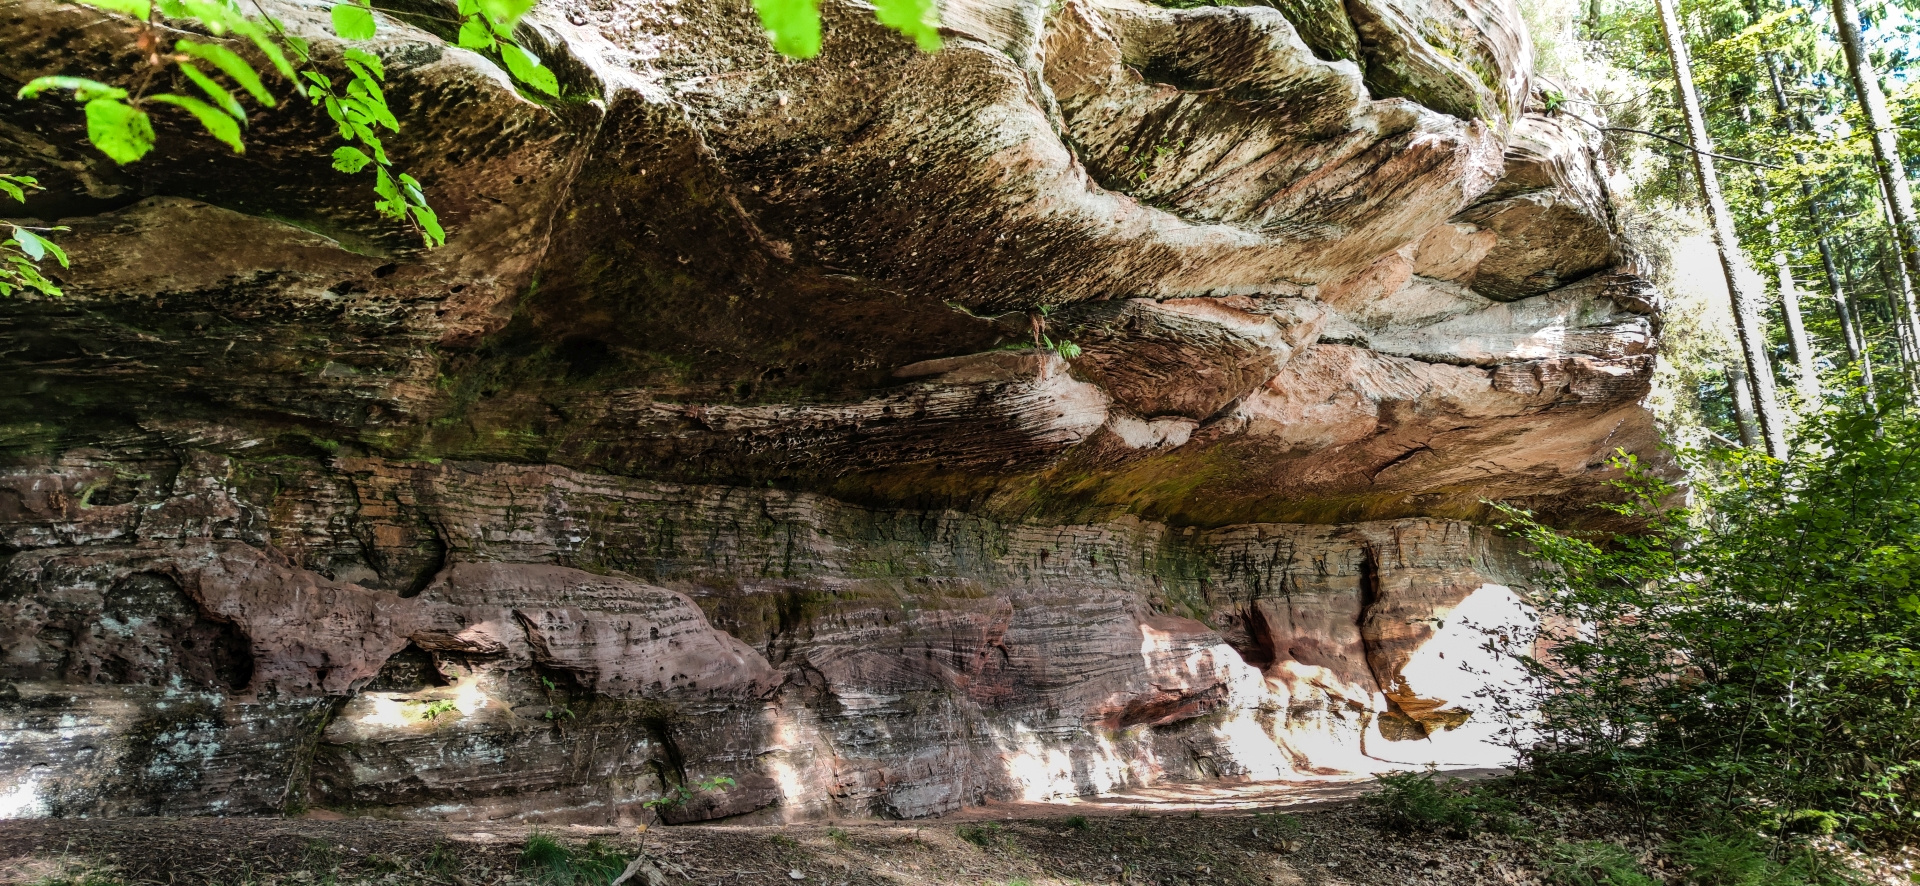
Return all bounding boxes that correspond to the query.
[15,0,561,251]
[7,0,947,296]
[1,175,70,298]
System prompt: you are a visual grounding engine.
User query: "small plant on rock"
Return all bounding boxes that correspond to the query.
[414,698,458,720]
[641,774,736,820]
[538,675,575,723]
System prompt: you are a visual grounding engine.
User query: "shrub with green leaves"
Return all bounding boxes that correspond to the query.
[1493,398,1920,840]
[1666,832,1861,886]
[1542,840,1657,886]
[520,833,628,886]
[1367,769,1519,836]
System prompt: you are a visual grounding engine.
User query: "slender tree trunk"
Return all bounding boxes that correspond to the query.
[1767,56,1874,399]
[1825,241,1877,403]
[1753,172,1819,402]
[1727,364,1762,447]
[1843,253,1887,402]
[1834,0,1920,360]
[1830,259,1865,365]
[1656,0,1789,456]
[1872,176,1920,394]
[1811,195,1867,366]
[1873,234,1920,390]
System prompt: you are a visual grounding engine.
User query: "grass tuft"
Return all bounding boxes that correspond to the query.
[520,833,628,886]
[956,822,1004,847]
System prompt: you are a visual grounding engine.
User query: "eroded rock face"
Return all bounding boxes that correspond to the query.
[1,0,1655,821]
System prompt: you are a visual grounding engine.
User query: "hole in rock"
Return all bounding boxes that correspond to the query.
[366,643,449,693]
[555,335,614,379]
[89,571,255,691]
[1230,603,1278,669]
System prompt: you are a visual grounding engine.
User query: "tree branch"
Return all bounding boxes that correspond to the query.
[1561,112,1786,170]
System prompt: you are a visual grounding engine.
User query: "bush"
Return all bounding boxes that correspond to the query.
[1542,840,1657,886]
[520,834,628,886]
[1493,400,1920,841]
[1668,832,1861,886]
[1368,770,1520,836]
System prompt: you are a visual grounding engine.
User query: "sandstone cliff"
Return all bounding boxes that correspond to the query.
[0,0,1659,821]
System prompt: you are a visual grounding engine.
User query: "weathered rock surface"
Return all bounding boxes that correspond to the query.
[0,0,1659,822]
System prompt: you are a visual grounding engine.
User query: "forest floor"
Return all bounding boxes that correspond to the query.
[0,775,1907,886]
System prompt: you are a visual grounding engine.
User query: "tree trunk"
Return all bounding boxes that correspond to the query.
[1872,234,1920,389]
[1766,54,1874,399]
[1753,171,1819,402]
[1834,0,1920,364]
[1873,175,1920,394]
[1825,242,1877,403]
[1843,249,1889,403]
[1655,0,1789,457]
[1726,363,1761,448]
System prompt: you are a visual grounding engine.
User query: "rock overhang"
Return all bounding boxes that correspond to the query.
[0,0,1663,821]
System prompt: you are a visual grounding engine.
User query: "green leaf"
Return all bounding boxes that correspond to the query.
[409,200,444,247]
[476,0,536,33]
[332,145,372,173]
[457,15,496,49]
[75,0,152,18]
[0,175,32,204]
[150,93,245,153]
[499,42,559,95]
[373,166,404,218]
[179,63,247,119]
[330,1,376,40]
[176,40,274,105]
[343,47,386,80]
[872,0,941,51]
[752,0,821,59]
[18,76,128,102]
[83,98,154,163]
[11,227,44,262]
[246,30,298,80]
[321,93,350,135]
[398,172,427,203]
[12,228,69,268]
[359,89,400,130]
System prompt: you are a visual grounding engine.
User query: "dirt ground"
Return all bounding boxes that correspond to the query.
[0,775,1906,886]
[0,805,1541,886]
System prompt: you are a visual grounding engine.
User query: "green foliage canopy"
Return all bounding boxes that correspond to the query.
[1495,399,1920,840]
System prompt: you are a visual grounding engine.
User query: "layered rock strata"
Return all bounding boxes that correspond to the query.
[0,0,1659,821]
